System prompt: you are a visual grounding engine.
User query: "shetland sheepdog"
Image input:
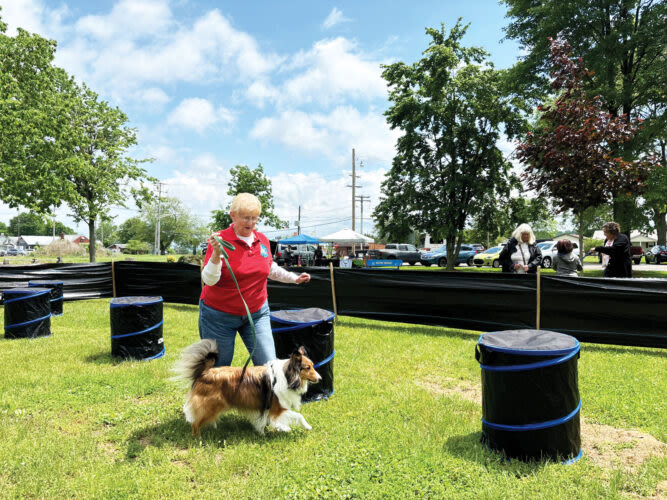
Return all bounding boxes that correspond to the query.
[172,339,321,437]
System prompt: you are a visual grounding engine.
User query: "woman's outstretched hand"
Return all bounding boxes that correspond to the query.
[295,273,311,284]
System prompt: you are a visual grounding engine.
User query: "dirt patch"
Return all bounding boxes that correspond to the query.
[418,377,666,472]
[581,421,666,472]
[98,441,118,457]
[417,377,481,405]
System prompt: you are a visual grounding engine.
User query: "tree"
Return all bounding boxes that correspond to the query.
[9,212,46,235]
[373,21,526,270]
[116,217,151,244]
[502,0,666,230]
[0,15,77,213]
[140,196,207,254]
[59,83,155,262]
[516,38,656,256]
[210,164,285,231]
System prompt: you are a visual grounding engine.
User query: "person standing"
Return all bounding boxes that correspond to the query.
[313,244,324,266]
[499,223,542,274]
[199,193,310,367]
[552,239,583,277]
[594,222,632,278]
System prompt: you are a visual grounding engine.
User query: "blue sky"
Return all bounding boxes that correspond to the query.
[0,0,521,238]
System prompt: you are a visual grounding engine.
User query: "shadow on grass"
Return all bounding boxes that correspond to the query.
[124,414,305,459]
[84,351,125,365]
[340,317,480,341]
[445,431,548,474]
[581,343,667,358]
[164,303,198,313]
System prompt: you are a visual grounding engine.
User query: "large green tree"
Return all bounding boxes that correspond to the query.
[59,84,154,262]
[0,14,76,212]
[210,163,285,231]
[116,216,151,244]
[373,21,526,270]
[7,211,73,236]
[502,0,666,231]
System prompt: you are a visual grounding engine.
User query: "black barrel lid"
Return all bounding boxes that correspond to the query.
[479,329,579,354]
[271,308,334,324]
[110,296,163,307]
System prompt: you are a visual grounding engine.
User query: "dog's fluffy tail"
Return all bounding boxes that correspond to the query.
[171,339,218,386]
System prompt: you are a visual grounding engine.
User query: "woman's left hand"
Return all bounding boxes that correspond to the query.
[295,273,311,284]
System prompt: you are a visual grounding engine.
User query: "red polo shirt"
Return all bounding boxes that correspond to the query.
[200,225,273,315]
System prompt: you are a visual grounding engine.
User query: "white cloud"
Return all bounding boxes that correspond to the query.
[134,87,171,108]
[322,7,350,30]
[75,0,172,40]
[167,98,235,133]
[0,0,68,38]
[250,106,400,165]
[250,37,388,108]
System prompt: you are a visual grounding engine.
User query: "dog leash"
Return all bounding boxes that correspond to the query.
[213,235,257,383]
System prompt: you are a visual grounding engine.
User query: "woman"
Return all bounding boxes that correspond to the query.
[199,193,310,367]
[594,222,632,278]
[499,223,542,274]
[552,239,583,277]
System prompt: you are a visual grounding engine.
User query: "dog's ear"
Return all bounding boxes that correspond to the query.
[297,346,308,358]
[285,351,302,390]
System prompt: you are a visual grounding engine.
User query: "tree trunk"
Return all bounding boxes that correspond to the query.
[654,209,667,246]
[577,208,585,276]
[446,235,456,271]
[88,219,97,263]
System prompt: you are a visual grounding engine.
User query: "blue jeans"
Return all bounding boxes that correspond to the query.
[198,299,276,367]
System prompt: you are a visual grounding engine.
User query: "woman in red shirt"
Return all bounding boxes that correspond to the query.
[199,193,310,366]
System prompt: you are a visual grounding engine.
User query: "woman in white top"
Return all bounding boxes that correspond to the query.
[499,223,543,274]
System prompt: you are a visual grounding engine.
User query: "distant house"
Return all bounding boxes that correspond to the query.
[592,230,657,249]
[21,235,56,251]
[552,233,580,244]
[108,243,127,253]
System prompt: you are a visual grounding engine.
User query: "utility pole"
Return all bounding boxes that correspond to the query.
[154,182,164,255]
[355,195,370,234]
[297,205,301,235]
[347,148,362,231]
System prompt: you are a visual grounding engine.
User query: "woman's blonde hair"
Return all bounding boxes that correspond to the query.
[511,223,536,244]
[230,193,261,215]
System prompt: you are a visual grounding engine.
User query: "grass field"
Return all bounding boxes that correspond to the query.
[0,300,665,498]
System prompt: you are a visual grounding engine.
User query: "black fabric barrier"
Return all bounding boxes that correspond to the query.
[477,330,581,462]
[0,263,112,302]
[541,276,667,348]
[113,261,202,305]
[3,287,52,338]
[271,308,335,402]
[1,263,666,347]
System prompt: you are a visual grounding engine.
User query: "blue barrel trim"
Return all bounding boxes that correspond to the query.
[142,346,165,361]
[272,319,329,333]
[482,400,581,432]
[562,449,583,465]
[3,290,51,305]
[313,350,335,369]
[477,334,580,356]
[110,320,163,339]
[110,298,163,308]
[479,346,580,372]
[4,313,52,330]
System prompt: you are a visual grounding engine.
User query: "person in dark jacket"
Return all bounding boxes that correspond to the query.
[499,223,542,274]
[313,244,324,266]
[594,222,632,278]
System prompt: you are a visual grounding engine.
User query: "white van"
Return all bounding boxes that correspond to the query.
[537,241,580,269]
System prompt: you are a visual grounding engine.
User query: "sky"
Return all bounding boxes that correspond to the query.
[0,0,522,239]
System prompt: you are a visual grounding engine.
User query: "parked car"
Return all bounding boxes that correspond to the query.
[6,248,26,256]
[367,243,421,265]
[536,241,580,269]
[472,245,505,268]
[647,245,667,264]
[469,244,485,253]
[630,246,644,265]
[420,245,477,267]
[275,243,316,265]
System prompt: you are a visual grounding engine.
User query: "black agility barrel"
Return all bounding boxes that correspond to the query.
[271,308,335,402]
[29,280,64,316]
[476,329,581,462]
[3,287,52,339]
[110,296,164,361]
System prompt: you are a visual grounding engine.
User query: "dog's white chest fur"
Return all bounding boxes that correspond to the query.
[268,359,307,411]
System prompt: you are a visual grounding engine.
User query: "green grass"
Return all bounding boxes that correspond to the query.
[0,300,665,498]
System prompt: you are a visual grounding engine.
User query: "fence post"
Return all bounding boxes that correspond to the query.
[111,259,117,298]
[536,266,541,330]
[329,262,338,323]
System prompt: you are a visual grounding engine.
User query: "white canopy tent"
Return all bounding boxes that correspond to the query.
[319,228,374,244]
[319,228,374,258]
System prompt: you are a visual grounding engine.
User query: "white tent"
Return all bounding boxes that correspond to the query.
[319,228,374,244]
